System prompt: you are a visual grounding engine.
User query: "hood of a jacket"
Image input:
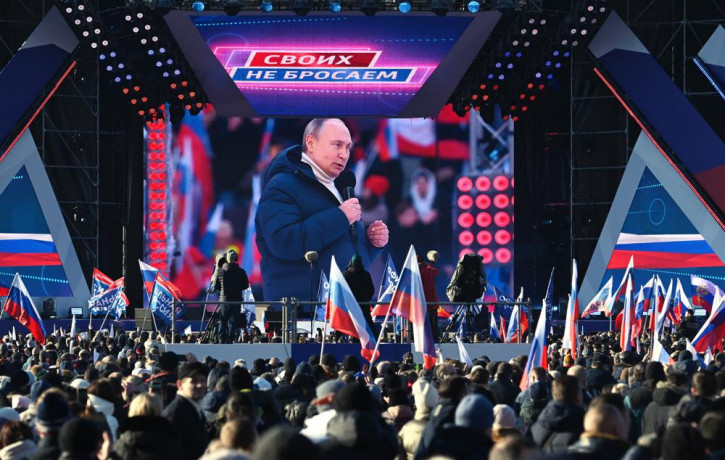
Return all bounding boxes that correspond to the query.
[326,410,381,449]
[536,400,585,432]
[652,384,685,406]
[87,394,114,416]
[262,145,310,188]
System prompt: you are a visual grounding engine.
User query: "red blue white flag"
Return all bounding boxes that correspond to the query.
[581,276,613,318]
[149,273,184,327]
[691,274,722,316]
[389,246,437,370]
[620,274,636,351]
[91,268,113,297]
[520,267,554,390]
[562,259,579,359]
[139,260,159,308]
[326,256,379,362]
[371,254,398,317]
[692,294,725,353]
[3,274,46,345]
[670,278,692,325]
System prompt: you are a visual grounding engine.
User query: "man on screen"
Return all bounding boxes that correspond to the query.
[255,118,389,303]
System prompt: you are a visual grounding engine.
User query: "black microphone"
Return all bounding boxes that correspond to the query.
[335,170,357,238]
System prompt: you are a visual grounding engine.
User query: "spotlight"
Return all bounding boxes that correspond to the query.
[261,0,273,11]
[291,0,311,15]
[398,1,411,12]
[191,1,205,11]
[467,0,480,12]
[329,1,341,11]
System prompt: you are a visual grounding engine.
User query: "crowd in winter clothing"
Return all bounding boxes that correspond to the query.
[0,326,721,460]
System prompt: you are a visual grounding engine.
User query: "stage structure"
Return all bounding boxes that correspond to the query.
[580,12,725,305]
[0,8,91,316]
[696,25,725,99]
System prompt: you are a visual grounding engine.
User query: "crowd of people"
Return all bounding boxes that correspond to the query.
[0,324,721,460]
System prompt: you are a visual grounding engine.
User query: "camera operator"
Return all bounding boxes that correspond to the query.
[213,249,250,344]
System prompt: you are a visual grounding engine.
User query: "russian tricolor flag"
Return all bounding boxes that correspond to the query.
[389,246,436,370]
[581,277,613,318]
[139,260,158,308]
[692,293,725,353]
[506,288,529,343]
[691,274,722,315]
[620,274,636,352]
[3,274,46,345]
[520,267,554,390]
[562,259,579,359]
[326,256,379,363]
[490,311,501,341]
[670,278,692,325]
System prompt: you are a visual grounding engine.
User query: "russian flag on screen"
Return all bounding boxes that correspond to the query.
[325,256,379,362]
[692,294,725,353]
[389,246,436,370]
[0,233,62,267]
[92,268,113,297]
[607,233,723,269]
[3,274,46,345]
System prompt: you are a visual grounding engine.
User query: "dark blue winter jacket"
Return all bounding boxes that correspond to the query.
[255,145,383,302]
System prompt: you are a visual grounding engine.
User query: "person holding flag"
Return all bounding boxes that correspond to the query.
[326,256,378,362]
[3,274,46,345]
[520,267,554,390]
[562,260,579,359]
[386,246,436,370]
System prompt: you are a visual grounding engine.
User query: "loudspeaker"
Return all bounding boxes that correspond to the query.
[42,298,55,319]
[134,308,155,331]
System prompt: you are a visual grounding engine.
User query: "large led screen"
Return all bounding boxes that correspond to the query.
[166,12,500,117]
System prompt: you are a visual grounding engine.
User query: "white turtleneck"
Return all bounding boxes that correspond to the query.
[301,152,343,203]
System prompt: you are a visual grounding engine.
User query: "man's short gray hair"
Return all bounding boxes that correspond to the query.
[301,118,345,152]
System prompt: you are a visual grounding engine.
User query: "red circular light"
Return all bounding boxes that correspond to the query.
[511,196,515,206]
[457,177,473,192]
[457,195,473,210]
[495,230,512,245]
[493,175,509,191]
[511,178,515,188]
[475,176,491,191]
[494,194,510,209]
[458,231,474,246]
[495,212,511,227]
[477,231,492,245]
[458,213,474,228]
[476,212,492,227]
[478,248,494,264]
[476,194,491,210]
[459,249,474,259]
[496,248,512,263]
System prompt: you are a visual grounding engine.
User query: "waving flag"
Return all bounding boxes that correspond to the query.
[692,294,725,353]
[109,284,129,320]
[562,260,579,359]
[520,267,554,390]
[389,246,436,370]
[649,276,666,330]
[241,175,262,285]
[139,260,159,308]
[490,311,501,341]
[582,277,613,317]
[620,274,635,351]
[91,269,113,297]
[149,274,184,327]
[89,278,125,315]
[3,274,46,345]
[326,256,379,362]
[651,336,674,365]
[686,338,707,368]
[372,255,399,317]
[314,271,329,323]
[242,287,256,331]
[456,336,472,367]
[500,315,507,344]
[670,278,692,325]
[654,279,673,340]
[506,287,528,343]
[705,348,715,366]
[633,276,656,339]
[691,275,722,315]
[606,255,634,313]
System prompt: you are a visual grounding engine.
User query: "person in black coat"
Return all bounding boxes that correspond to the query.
[162,362,209,460]
[488,363,520,407]
[529,376,585,455]
[677,310,699,341]
[113,415,185,460]
[641,372,688,435]
[213,249,250,344]
[414,377,470,460]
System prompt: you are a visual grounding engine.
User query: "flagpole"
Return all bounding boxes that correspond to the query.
[369,303,393,369]
[320,318,328,358]
[98,306,112,332]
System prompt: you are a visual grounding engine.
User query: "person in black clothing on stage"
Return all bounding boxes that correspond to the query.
[213,249,250,344]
